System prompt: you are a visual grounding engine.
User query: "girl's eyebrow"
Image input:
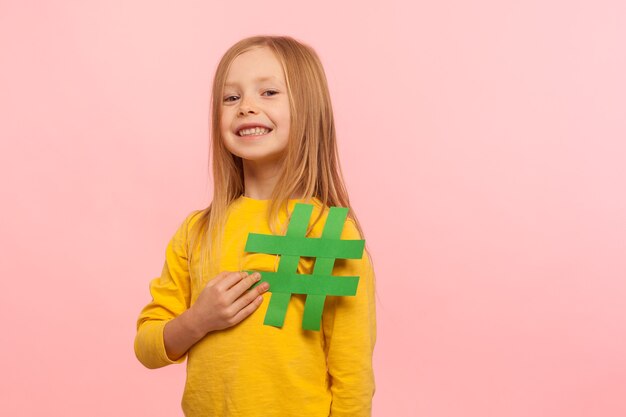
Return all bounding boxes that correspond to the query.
[225,76,284,87]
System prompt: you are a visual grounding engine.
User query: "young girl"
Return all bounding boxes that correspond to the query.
[134,35,376,417]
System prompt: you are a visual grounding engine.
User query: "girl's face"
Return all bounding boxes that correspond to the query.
[220,46,291,166]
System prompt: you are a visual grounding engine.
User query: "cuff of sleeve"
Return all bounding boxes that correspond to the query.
[135,320,186,369]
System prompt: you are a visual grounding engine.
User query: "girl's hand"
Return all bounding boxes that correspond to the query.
[189,271,269,336]
[163,271,269,361]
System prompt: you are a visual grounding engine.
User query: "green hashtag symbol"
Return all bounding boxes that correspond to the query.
[244,203,365,331]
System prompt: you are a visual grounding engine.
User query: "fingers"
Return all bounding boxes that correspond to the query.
[231,280,269,313]
[230,287,268,326]
[221,271,269,324]
[229,271,262,295]
[211,271,265,304]
[213,270,250,290]
[198,270,269,330]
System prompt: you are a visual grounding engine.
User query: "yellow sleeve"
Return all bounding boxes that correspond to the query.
[134,212,197,369]
[323,219,377,417]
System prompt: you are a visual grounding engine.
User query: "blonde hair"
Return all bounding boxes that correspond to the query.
[189,35,371,281]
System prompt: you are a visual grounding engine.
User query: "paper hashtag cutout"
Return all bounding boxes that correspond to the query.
[244,203,365,331]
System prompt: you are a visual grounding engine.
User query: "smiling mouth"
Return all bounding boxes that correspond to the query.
[237,127,273,137]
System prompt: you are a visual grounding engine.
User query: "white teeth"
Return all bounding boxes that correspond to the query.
[239,127,271,136]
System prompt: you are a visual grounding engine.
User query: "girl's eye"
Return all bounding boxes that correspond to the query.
[223,90,277,103]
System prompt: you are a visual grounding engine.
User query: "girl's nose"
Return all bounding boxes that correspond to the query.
[238,98,258,116]
[238,106,256,116]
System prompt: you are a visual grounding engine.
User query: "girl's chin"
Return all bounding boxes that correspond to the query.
[238,152,287,165]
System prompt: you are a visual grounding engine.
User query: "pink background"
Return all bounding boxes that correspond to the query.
[1,1,625,416]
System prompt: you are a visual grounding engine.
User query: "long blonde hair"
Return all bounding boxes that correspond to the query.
[189,35,370,281]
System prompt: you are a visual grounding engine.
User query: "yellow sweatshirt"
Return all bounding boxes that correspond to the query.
[135,196,376,416]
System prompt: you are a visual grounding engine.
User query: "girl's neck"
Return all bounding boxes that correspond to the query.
[241,171,279,200]
[242,158,292,200]
[241,159,305,200]
[242,186,306,201]
[240,158,280,199]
